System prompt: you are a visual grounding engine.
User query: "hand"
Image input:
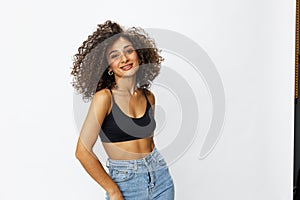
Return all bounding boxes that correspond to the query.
[109,191,124,200]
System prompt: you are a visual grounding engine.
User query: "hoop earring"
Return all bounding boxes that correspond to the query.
[108,70,114,76]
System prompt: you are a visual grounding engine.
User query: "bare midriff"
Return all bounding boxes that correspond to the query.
[102,136,155,160]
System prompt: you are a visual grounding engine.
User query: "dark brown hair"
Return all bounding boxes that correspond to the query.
[70,20,164,102]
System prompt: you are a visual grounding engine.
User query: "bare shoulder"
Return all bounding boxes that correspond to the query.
[144,88,155,106]
[94,88,111,101]
[92,88,112,114]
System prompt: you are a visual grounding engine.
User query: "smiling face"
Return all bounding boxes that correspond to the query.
[106,37,140,82]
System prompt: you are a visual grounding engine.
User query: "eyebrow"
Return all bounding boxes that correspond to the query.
[108,45,134,56]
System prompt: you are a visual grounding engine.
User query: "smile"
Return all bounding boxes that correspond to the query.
[121,64,133,71]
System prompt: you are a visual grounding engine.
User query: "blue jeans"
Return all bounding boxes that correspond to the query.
[105,146,175,200]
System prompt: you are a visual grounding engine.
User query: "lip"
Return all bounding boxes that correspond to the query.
[120,64,133,71]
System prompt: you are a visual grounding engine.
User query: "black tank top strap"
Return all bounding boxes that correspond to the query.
[108,88,115,102]
[142,88,150,105]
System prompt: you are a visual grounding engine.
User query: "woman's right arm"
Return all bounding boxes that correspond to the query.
[75,89,123,199]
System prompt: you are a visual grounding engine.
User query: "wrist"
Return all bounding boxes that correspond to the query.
[107,185,120,196]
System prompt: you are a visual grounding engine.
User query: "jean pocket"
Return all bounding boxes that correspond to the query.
[109,168,135,183]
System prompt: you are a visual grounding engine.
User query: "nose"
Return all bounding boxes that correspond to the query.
[120,52,129,63]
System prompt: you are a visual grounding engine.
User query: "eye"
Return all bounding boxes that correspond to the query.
[126,48,135,54]
[110,53,120,59]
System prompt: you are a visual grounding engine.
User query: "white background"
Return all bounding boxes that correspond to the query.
[0,0,295,199]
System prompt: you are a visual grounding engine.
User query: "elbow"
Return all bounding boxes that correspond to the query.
[75,149,83,160]
[75,140,94,160]
[75,139,85,159]
[75,149,82,160]
[75,144,86,160]
[75,144,92,160]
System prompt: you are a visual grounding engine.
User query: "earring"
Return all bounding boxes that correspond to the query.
[108,70,113,76]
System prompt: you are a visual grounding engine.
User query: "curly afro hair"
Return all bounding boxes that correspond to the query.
[70,20,164,102]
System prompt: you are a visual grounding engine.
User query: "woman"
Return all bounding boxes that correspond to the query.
[71,20,175,200]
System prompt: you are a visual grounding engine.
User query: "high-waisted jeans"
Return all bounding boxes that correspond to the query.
[105,146,175,200]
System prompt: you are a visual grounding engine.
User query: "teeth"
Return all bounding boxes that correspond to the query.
[122,64,132,69]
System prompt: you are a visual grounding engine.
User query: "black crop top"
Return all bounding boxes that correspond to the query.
[99,89,156,143]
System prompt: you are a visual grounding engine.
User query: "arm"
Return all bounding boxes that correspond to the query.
[75,89,123,199]
[146,89,155,117]
[146,90,156,145]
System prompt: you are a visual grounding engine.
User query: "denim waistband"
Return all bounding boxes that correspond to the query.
[105,146,164,171]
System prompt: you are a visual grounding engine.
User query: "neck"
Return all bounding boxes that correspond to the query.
[114,75,137,95]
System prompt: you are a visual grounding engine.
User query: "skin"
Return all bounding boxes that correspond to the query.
[75,37,156,200]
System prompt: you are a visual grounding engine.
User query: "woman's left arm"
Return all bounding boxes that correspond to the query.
[146,90,156,117]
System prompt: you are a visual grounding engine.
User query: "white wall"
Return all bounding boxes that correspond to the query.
[0,0,294,199]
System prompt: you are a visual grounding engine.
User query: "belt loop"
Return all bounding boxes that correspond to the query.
[134,160,137,171]
[152,150,159,164]
[106,158,109,168]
